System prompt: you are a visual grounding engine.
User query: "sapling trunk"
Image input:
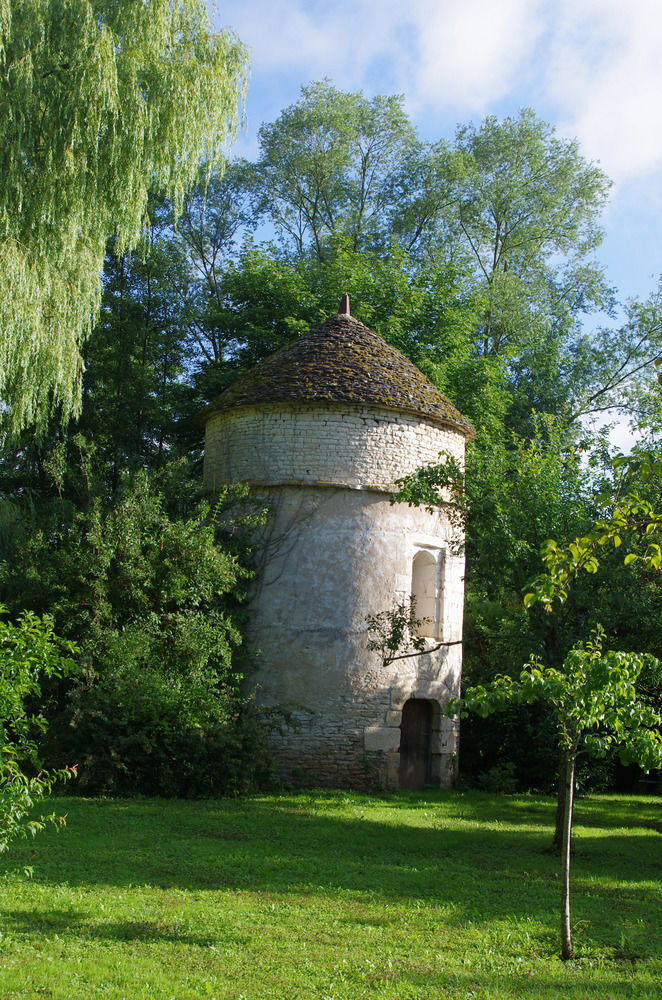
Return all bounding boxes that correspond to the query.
[552,751,566,852]
[560,748,576,960]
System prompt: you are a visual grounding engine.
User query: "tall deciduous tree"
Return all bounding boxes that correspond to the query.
[85,206,195,490]
[449,111,611,356]
[413,112,614,437]
[174,163,258,365]
[0,0,248,436]
[251,80,417,260]
[565,284,662,428]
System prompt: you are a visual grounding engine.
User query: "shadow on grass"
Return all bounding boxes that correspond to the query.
[1,792,660,951]
[2,907,247,949]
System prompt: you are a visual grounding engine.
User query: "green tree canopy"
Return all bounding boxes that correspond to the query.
[251,79,417,260]
[0,0,248,436]
[452,627,662,959]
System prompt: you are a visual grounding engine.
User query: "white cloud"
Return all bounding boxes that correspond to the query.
[402,0,545,112]
[217,0,662,185]
[542,0,662,183]
[218,0,401,84]
[219,0,546,109]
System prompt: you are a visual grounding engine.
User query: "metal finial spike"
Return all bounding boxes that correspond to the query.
[338,293,350,316]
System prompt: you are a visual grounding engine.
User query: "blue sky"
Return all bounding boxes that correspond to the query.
[213,0,662,309]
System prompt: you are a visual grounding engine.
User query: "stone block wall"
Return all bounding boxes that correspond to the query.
[204,398,468,790]
[244,486,465,790]
[204,401,464,492]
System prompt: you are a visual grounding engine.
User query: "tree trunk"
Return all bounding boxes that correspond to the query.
[560,749,576,960]
[552,751,567,851]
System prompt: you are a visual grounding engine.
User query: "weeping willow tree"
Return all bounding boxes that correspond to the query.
[0,0,248,436]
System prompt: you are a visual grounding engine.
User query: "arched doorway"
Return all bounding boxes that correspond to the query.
[399,699,433,789]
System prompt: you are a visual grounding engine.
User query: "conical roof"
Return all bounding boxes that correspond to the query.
[203,311,475,439]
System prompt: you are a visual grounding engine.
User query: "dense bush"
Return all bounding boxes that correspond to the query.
[43,687,275,797]
[0,606,76,851]
[1,470,275,797]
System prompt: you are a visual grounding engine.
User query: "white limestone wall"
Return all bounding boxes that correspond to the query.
[204,401,464,492]
[245,485,465,789]
[204,399,468,789]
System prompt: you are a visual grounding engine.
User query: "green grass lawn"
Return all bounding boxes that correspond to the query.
[0,790,660,999]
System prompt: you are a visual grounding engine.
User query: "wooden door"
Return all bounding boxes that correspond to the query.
[399,699,432,789]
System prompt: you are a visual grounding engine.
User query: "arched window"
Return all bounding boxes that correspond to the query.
[411,549,437,637]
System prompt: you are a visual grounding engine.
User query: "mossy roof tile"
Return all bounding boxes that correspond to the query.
[203,313,475,439]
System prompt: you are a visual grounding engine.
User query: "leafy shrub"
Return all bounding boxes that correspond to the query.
[4,471,275,797]
[0,607,76,852]
[43,686,276,797]
[475,760,518,795]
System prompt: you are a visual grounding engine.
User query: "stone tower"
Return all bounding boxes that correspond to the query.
[202,301,474,790]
